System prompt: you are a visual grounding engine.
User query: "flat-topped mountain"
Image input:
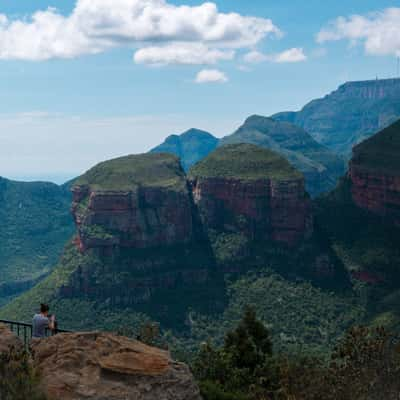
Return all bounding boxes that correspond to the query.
[349,119,400,226]
[72,153,194,251]
[189,144,313,247]
[150,128,219,171]
[0,177,74,304]
[273,78,400,155]
[219,115,345,196]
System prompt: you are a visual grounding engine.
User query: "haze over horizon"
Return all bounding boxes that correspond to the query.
[1,0,399,183]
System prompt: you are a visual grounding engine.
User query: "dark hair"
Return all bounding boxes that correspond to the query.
[40,303,49,313]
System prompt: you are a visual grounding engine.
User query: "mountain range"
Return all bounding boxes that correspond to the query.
[1,78,400,356]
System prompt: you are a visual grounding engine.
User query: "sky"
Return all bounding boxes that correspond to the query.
[0,0,399,183]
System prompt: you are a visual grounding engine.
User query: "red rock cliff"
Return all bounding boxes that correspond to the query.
[72,185,194,252]
[190,176,313,246]
[349,165,400,227]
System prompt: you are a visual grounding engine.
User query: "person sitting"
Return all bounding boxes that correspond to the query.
[32,303,55,339]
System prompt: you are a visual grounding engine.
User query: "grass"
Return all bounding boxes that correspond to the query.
[74,153,187,192]
[189,144,302,181]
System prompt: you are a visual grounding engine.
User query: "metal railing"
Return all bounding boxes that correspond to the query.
[0,319,71,347]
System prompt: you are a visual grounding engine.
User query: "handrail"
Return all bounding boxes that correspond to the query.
[0,319,71,348]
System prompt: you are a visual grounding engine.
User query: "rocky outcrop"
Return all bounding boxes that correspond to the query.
[189,144,313,247]
[191,177,312,246]
[31,332,202,400]
[72,185,194,252]
[71,153,196,253]
[349,120,400,226]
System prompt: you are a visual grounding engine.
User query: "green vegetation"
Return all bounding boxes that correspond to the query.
[75,152,187,192]
[352,119,400,174]
[0,347,46,400]
[151,128,219,171]
[194,308,400,400]
[0,177,74,299]
[167,270,363,360]
[189,143,302,181]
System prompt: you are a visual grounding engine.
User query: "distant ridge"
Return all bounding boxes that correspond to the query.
[273,78,400,155]
[219,115,345,196]
[150,128,218,171]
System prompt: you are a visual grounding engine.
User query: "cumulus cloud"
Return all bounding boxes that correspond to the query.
[317,7,400,56]
[243,47,307,64]
[0,0,281,63]
[195,69,228,83]
[134,43,234,65]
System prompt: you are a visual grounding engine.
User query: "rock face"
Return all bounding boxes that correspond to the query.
[189,144,313,247]
[220,115,345,196]
[72,153,195,252]
[31,332,202,400]
[150,128,219,171]
[349,120,400,226]
[273,78,400,155]
[59,153,217,323]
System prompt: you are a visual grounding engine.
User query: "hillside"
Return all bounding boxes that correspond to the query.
[0,177,74,305]
[273,78,400,156]
[150,128,219,171]
[219,115,345,196]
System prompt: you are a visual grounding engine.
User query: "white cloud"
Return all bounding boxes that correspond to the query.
[243,47,307,64]
[195,69,228,83]
[134,43,234,65]
[272,48,307,63]
[317,7,400,57]
[0,0,281,63]
[243,50,267,64]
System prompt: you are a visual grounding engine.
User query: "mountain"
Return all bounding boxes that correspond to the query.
[0,146,351,355]
[349,119,400,227]
[188,143,312,247]
[273,78,400,156]
[150,128,219,171]
[219,115,345,196]
[0,177,74,305]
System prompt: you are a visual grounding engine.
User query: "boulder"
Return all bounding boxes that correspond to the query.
[31,332,202,400]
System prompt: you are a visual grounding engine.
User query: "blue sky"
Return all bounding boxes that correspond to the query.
[0,0,399,183]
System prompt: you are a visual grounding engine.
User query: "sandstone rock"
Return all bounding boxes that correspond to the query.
[71,153,195,252]
[0,323,23,354]
[189,145,313,247]
[31,332,202,400]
